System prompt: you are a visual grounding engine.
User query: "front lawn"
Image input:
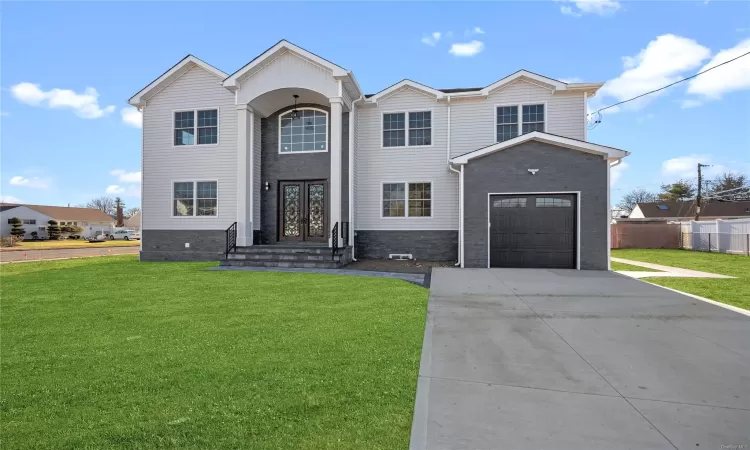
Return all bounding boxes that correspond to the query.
[611,249,750,310]
[1,239,140,251]
[1,256,428,449]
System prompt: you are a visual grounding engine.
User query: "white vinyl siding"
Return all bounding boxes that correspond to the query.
[356,87,457,230]
[451,80,585,157]
[142,66,237,230]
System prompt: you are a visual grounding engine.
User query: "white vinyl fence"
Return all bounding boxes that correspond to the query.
[680,218,750,255]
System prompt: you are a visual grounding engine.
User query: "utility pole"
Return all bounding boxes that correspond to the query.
[695,163,711,221]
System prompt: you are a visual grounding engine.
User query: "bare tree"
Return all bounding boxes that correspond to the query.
[124,207,141,219]
[86,196,116,216]
[617,188,657,215]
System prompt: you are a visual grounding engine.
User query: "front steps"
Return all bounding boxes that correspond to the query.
[219,245,352,269]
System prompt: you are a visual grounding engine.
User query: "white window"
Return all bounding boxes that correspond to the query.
[382,182,432,217]
[496,104,545,142]
[279,108,327,153]
[383,111,432,147]
[173,181,218,217]
[174,109,218,146]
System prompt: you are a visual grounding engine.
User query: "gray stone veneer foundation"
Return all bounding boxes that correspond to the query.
[355,230,458,261]
[140,229,225,261]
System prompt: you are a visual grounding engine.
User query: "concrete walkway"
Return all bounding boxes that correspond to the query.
[411,268,750,450]
[612,257,735,279]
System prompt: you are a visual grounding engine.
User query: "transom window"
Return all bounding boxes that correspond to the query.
[536,197,571,208]
[382,182,432,217]
[496,104,545,142]
[279,108,327,153]
[383,111,432,147]
[493,198,527,208]
[174,109,218,146]
[173,181,218,217]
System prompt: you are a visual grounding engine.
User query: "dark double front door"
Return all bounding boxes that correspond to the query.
[279,181,327,242]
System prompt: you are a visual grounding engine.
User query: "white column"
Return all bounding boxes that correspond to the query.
[236,104,254,246]
[329,97,343,247]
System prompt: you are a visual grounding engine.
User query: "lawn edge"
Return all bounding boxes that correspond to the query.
[1,252,139,264]
[0,243,140,252]
[633,277,750,317]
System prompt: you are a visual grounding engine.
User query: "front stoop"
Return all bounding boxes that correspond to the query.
[219,245,353,269]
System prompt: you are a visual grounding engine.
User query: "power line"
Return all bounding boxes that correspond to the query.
[589,50,750,118]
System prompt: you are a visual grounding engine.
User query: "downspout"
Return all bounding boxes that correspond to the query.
[446,95,462,267]
[350,95,364,261]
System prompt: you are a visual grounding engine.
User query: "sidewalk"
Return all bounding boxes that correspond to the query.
[611,257,735,279]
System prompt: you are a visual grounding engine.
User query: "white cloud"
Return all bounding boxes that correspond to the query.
[611,161,628,186]
[9,175,49,189]
[559,77,584,83]
[110,169,141,183]
[681,99,702,109]
[421,32,442,46]
[10,82,115,119]
[661,155,727,180]
[0,195,23,203]
[597,34,711,112]
[106,185,125,194]
[449,40,484,57]
[105,184,141,197]
[120,106,142,128]
[685,39,750,101]
[464,27,485,37]
[557,0,621,16]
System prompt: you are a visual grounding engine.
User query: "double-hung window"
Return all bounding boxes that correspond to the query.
[382,182,432,217]
[496,104,545,142]
[174,109,218,146]
[173,181,218,217]
[383,111,432,147]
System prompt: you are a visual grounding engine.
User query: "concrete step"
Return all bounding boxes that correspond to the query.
[227,252,342,262]
[232,245,344,256]
[219,259,342,269]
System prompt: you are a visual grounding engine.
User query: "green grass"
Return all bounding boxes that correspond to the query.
[0,256,428,449]
[2,239,140,251]
[612,249,750,310]
[610,261,662,272]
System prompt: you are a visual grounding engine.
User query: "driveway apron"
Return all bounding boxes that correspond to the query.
[410,268,750,450]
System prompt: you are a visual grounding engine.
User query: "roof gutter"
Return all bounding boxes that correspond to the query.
[349,95,365,261]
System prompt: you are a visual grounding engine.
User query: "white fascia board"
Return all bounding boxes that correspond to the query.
[450,132,630,164]
[479,70,567,96]
[566,82,605,97]
[223,40,349,90]
[366,80,445,103]
[128,55,228,107]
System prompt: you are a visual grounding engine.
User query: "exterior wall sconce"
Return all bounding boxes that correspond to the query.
[264,181,270,191]
[528,169,539,175]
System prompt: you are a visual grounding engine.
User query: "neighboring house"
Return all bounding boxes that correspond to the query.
[129,40,629,270]
[0,203,115,239]
[628,200,750,221]
[124,211,141,230]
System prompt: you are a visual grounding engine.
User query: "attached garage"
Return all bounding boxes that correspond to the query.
[488,193,577,269]
[451,132,629,270]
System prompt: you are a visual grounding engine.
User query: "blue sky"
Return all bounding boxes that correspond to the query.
[2,1,749,208]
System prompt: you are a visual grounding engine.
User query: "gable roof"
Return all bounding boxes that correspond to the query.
[128,55,228,108]
[0,203,114,222]
[365,70,604,102]
[223,40,354,90]
[634,200,750,218]
[449,131,629,165]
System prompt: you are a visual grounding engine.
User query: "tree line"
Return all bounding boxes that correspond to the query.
[617,172,749,215]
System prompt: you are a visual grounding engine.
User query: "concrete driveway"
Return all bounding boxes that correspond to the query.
[411,268,750,450]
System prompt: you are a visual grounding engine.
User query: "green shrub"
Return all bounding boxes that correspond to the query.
[47,220,62,240]
[9,217,25,239]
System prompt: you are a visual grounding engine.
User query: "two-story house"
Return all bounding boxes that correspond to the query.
[129,40,628,270]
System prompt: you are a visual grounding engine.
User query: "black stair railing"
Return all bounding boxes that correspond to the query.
[225,222,237,258]
[341,221,350,247]
[331,222,338,261]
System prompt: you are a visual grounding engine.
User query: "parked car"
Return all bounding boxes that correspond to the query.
[110,229,140,240]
